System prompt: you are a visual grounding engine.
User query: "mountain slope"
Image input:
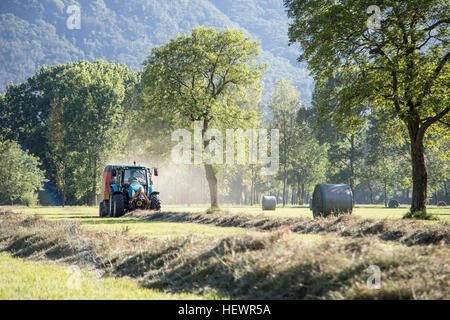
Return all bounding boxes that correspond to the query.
[0,0,312,103]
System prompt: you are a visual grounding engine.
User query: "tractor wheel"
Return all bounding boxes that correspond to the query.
[104,200,110,217]
[109,198,113,217]
[150,194,161,210]
[99,202,105,217]
[112,193,125,217]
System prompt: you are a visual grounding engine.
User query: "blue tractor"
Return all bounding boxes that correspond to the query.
[99,164,161,217]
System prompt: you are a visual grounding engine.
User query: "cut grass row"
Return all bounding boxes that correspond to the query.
[10,206,248,238]
[0,211,448,299]
[10,206,448,247]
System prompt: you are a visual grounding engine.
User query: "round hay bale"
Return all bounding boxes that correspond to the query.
[437,201,447,207]
[311,184,353,218]
[262,196,277,211]
[388,199,400,208]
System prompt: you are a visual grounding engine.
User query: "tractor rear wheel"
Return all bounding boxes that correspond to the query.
[150,194,161,210]
[104,200,110,217]
[99,202,105,217]
[99,200,110,217]
[113,193,125,217]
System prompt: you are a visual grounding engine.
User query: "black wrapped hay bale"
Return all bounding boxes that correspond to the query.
[311,184,353,218]
[262,196,277,210]
[388,199,400,208]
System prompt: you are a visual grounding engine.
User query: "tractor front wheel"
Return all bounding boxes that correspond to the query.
[112,193,125,217]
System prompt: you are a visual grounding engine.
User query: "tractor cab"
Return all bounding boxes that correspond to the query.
[99,164,160,217]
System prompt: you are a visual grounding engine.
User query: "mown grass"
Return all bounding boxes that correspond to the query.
[10,206,247,238]
[0,253,211,300]
[163,204,450,221]
[11,204,450,221]
[9,206,449,246]
[0,211,448,299]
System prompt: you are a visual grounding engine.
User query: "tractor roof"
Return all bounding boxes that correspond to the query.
[104,165,150,172]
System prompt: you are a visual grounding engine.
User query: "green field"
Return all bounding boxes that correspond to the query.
[14,204,448,221]
[2,205,448,300]
[10,206,247,238]
[9,206,324,243]
[0,253,215,300]
[164,204,450,220]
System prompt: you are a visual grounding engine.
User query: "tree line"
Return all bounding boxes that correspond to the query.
[1,0,448,218]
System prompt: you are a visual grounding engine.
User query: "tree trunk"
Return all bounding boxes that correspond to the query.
[290,186,294,205]
[406,187,410,204]
[204,164,219,208]
[250,165,255,206]
[349,134,355,193]
[62,168,66,208]
[301,183,305,206]
[410,128,428,214]
[444,181,448,198]
[92,159,97,206]
[368,183,374,204]
[384,180,387,207]
[201,118,220,209]
[444,181,448,201]
[297,174,302,205]
[282,167,287,207]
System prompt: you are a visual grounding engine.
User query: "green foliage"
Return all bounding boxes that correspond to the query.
[290,113,329,199]
[20,191,39,207]
[363,116,411,205]
[141,27,265,161]
[285,0,449,212]
[0,140,46,205]
[403,210,439,221]
[1,61,139,205]
[141,27,265,207]
[142,27,264,128]
[268,79,301,204]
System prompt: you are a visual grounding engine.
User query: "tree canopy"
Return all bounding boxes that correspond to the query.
[142,27,265,208]
[0,139,46,205]
[285,0,449,214]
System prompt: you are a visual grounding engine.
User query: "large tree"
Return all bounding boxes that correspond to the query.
[290,107,329,205]
[285,0,449,214]
[269,79,301,206]
[1,61,138,205]
[141,27,265,209]
[0,139,46,205]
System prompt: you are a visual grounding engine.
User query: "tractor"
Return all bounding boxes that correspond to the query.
[99,163,161,217]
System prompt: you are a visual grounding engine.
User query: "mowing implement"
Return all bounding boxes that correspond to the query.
[99,162,161,217]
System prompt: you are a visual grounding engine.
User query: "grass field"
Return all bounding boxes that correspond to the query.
[162,204,450,220]
[1,205,449,300]
[11,203,450,218]
[9,206,251,238]
[0,253,214,300]
[8,206,324,243]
